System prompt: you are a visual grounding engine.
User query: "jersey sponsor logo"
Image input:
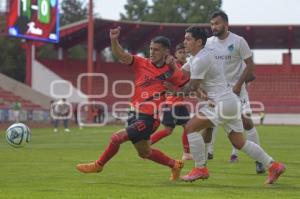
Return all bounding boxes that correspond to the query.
[215,55,231,60]
[228,44,234,52]
[138,70,173,88]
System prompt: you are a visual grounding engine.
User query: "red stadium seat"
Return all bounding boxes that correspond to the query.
[40,59,300,113]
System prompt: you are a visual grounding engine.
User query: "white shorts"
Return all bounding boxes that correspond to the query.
[199,92,244,134]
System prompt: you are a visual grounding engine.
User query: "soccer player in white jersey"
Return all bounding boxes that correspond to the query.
[205,10,265,174]
[171,26,285,184]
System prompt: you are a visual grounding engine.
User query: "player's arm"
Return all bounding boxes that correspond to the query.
[165,55,190,85]
[245,71,256,83]
[165,76,207,100]
[182,79,207,99]
[181,66,191,77]
[165,56,209,99]
[234,56,255,95]
[233,38,255,95]
[166,55,190,77]
[110,26,133,65]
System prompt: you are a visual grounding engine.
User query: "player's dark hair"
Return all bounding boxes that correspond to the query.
[151,36,171,49]
[175,43,185,51]
[185,26,208,46]
[211,10,229,23]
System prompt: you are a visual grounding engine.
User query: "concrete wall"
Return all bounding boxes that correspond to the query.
[252,113,300,125]
[0,73,51,109]
[32,59,88,103]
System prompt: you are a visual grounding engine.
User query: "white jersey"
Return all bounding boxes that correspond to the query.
[206,32,252,86]
[183,48,243,133]
[182,48,231,101]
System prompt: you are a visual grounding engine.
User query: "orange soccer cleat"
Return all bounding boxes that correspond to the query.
[265,162,285,184]
[76,161,103,173]
[169,160,184,181]
[181,167,209,182]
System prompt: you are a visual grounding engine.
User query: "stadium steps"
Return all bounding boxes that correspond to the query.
[0,73,52,110]
[0,86,43,110]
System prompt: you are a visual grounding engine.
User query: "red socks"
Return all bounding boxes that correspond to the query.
[182,129,190,153]
[96,130,180,169]
[96,132,129,166]
[146,148,175,168]
[150,128,172,144]
[150,128,190,153]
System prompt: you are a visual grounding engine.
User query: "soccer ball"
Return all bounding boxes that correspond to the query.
[5,123,31,147]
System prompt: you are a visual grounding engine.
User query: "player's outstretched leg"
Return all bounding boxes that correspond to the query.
[136,146,184,181]
[150,127,173,145]
[76,130,129,173]
[229,131,285,184]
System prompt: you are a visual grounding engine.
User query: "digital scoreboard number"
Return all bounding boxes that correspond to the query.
[19,0,50,23]
[7,0,59,43]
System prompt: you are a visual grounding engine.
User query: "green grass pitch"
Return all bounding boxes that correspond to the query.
[1,125,299,199]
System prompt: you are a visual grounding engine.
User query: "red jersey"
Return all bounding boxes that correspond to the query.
[130,55,188,115]
[165,61,189,106]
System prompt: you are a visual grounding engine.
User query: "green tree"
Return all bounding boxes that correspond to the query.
[0,8,26,82]
[0,37,26,82]
[0,0,88,82]
[60,0,88,26]
[120,0,150,21]
[121,0,222,23]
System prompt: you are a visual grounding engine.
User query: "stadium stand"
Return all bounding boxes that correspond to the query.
[0,86,42,109]
[248,64,300,113]
[29,19,300,116]
[38,58,300,114]
[0,73,52,123]
[39,59,134,110]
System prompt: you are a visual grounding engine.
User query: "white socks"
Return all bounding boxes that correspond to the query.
[246,127,260,145]
[231,147,238,156]
[231,127,260,156]
[241,140,273,167]
[207,127,218,154]
[205,144,209,160]
[187,132,206,167]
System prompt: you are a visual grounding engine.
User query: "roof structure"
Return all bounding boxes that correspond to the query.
[56,18,300,52]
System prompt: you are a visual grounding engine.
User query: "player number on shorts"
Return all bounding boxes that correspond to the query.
[135,121,146,132]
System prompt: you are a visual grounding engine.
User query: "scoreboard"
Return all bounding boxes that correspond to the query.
[7,0,59,43]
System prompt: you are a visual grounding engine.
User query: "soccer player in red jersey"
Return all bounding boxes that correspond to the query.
[150,43,193,160]
[76,26,188,181]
